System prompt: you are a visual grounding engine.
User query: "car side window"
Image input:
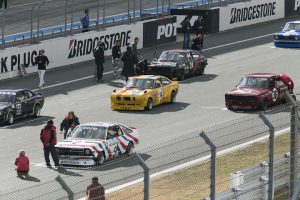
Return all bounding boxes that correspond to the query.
[107,126,118,139]
[269,79,275,88]
[162,78,171,86]
[154,79,162,88]
[275,80,284,88]
[16,92,26,102]
[24,90,33,99]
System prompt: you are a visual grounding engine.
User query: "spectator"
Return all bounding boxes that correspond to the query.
[15,150,30,178]
[193,16,204,35]
[131,37,139,56]
[0,0,7,9]
[40,120,59,167]
[60,111,80,139]
[121,46,138,82]
[93,41,105,83]
[191,34,203,53]
[112,39,122,79]
[180,16,192,49]
[80,9,90,32]
[86,177,105,200]
[35,49,49,89]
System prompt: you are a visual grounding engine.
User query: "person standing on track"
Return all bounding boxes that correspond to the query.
[40,120,59,167]
[121,46,138,82]
[181,16,192,49]
[86,177,106,200]
[131,37,139,56]
[60,111,80,139]
[80,9,90,32]
[111,39,121,79]
[93,41,105,83]
[35,49,49,89]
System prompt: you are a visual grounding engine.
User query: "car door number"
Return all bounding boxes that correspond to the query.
[16,103,22,115]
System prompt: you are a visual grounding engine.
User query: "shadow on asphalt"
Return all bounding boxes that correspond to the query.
[49,166,83,177]
[18,175,41,182]
[0,116,55,129]
[229,103,291,115]
[180,73,218,84]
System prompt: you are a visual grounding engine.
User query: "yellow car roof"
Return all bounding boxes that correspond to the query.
[132,75,162,80]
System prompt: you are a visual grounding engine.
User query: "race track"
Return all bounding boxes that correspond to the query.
[0,16,300,199]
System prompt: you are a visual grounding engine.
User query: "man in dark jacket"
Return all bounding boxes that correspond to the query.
[181,16,192,49]
[86,177,105,200]
[191,34,203,53]
[121,46,138,82]
[35,49,49,89]
[40,120,59,167]
[112,40,121,79]
[93,41,105,82]
[60,111,80,139]
[193,16,204,35]
[131,37,139,56]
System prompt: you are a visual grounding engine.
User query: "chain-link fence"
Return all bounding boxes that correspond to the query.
[0,0,250,49]
[0,92,299,200]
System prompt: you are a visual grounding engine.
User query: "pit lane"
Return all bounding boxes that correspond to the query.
[0,17,300,198]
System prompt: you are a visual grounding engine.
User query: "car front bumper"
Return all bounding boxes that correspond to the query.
[111,103,145,111]
[274,40,300,47]
[226,100,259,110]
[58,155,96,166]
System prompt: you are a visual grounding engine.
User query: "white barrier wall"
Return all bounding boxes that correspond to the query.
[219,0,285,31]
[0,22,143,80]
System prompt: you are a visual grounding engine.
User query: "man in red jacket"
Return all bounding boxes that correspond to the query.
[40,120,59,167]
[15,150,30,177]
[86,177,106,200]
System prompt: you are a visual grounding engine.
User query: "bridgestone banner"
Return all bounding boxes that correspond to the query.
[219,0,285,31]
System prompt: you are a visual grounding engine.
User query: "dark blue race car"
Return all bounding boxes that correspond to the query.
[274,21,300,48]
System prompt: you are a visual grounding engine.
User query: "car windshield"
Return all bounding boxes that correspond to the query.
[283,23,300,31]
[125,78,154,90]
[0,92,15,103]
[238,77,269,89]
[69,126,107,139]
[159,51,186,61]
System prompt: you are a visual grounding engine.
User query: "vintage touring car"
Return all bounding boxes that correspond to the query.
[274,21,300,47]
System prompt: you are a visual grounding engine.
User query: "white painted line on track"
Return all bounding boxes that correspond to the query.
[1,116,47,129]
[77,127,289,200]
[31,33,274,93]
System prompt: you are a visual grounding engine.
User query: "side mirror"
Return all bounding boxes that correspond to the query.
[113,89,116,93]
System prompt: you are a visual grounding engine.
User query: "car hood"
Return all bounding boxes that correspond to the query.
[226,87,269,96]
[0,102,12,110]
[115,88,147,96]
[56,139,106,150]
[149,61,179,67]
[274,30,300,36]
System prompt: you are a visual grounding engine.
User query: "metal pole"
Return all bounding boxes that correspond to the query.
[162,0,164,13]
[55,175,74,200]
[30,3,39,43]
[134,153,149,200]
[156,0,159,14]
[64,0,71,36]
[102,0,105,30]
[127,0,130,24]
[70,0,74,34]
[139,0,142,18]
[168,0,171,14]
[200,131,216,200]
[259,112,275,200]
[1,8,5,47]
[133,0,135,20]
[284,91,299,199]
[96,0,100,31]
[37,0,46,42]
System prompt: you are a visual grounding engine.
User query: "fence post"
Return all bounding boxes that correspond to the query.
[102,0,106,29]
[55,175,74,200]
[200,131,216,200]
[156,0,159,14]
[134,153,149,200]
[139,0,142,18]
[1,8,6,49]
[37,0,46,42]
[284,91,299,199]
[70,0,75,35]
[64,0,71,37]
[133,0,136,21]
[96,0,100,31]
[259,112,275,200]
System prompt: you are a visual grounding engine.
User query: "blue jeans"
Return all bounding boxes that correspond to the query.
[183,32,190,49]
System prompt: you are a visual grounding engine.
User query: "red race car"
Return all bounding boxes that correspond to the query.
[225,73,295,110]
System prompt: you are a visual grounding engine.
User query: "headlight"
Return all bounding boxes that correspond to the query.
[295,36,299,40]
[274,35,279,40]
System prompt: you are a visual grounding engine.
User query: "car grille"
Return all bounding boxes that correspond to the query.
[148,66,176,75]
[226,95,256,103]
[57,148,84,156]
[277,35,297,40]
[124,97,131,101]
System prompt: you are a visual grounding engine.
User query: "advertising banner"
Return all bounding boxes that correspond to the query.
[143,16,177,48]
[219,0,285,31]
[0,22,144,80]
[285,0,300,17]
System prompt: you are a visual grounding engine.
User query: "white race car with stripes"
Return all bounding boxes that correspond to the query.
[55,122,139,166]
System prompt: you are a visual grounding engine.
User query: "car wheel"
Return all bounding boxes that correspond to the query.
[97,152,105,165]
[170,91,176,104]
[199,64,205,75]
[33,104,41,117]
[126,142,134,156]
[259,99,268,110]
[6,112,14,125]
[177,71,185,81]
[145,98,153,110]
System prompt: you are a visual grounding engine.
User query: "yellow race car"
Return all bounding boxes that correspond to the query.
[111,75,179,110]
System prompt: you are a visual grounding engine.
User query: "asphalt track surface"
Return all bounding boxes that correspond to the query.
[1,17,300,199]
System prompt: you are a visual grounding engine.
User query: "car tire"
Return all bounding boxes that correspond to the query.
[97,152,105,165]
[126,142,134,156]
[259,99,268,110]
[6,112,14,125]
[145,98,153,110]
[33,104,41,117]
[199,64,205,75]
[170,91,176,104]
[177,71,185,81]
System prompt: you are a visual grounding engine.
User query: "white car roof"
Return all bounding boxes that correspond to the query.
[79,122,117,127]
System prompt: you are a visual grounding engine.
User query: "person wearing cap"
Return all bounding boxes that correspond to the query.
[112,39,122,79]
[121,46,138,82]
[60,111,80,139]
[86,177,106,200]
[35,49,49,89]
[40,120,59,167]
[93,41,105,82]
[15,150,30,177]
[191,33,203,53]
[80,9,90,33]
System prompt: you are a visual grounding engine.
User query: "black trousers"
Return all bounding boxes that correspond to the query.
[0,0,7,9]
[44,145,59,166]
[96,63,104,81]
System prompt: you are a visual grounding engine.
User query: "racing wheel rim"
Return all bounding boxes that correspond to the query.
[126,143,134,156]
[97,152,105,165]
[34,105,41,117]
[170,91,176,103]
[146,98,153,110]
[7,112,14,124]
